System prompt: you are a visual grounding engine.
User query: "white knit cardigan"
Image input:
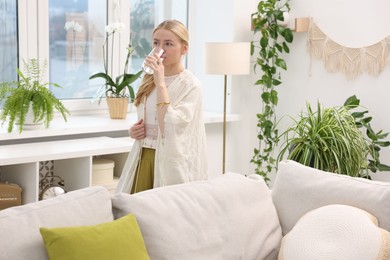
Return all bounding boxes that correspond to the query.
[115,70,208,193]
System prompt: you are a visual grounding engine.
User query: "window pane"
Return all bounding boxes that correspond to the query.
[0,0,18,82]
[49,0,106,99]
[129,0,188,91]
[130,0,155,77]
[47,0,187,101]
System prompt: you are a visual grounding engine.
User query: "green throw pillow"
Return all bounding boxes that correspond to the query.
[40,214,150,260]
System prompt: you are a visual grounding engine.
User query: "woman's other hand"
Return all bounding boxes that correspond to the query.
[129,119,145,140]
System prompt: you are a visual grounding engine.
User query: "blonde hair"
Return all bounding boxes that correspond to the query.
[134,20,189,106]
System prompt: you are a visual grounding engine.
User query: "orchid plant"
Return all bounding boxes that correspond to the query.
[64,21,83,68]
[89,22,142,103]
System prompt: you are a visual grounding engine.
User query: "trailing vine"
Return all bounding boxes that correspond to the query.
[250,0,293,184]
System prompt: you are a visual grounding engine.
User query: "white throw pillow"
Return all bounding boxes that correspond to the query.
[0,186,113,260]
[112,172,282,260]
[272,160,390,235]
[278,204,390,260]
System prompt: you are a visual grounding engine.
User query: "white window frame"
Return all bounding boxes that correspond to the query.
[17,0,190,115]
[18,0,131,114]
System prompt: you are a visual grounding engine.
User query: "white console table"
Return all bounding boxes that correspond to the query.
[0,136,133,204]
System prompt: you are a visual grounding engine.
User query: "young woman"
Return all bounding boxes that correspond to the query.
[115,20,208,194]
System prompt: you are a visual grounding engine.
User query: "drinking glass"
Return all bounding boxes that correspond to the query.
[142,47,164,75]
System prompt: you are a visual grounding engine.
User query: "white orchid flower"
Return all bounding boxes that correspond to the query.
[73,22,83,32]
[105,22,125,36]
[64,21,75,31]
[64,21,83,32]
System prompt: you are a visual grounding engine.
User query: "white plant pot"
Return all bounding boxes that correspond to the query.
[23,103,44,130]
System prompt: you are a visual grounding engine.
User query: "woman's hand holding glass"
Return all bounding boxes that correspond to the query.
[142,48,164,86]
[142,47,164,75]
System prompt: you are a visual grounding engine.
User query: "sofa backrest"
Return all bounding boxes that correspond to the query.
[0,186,114,260]
[112,172,282,260]
[272,160,390,235]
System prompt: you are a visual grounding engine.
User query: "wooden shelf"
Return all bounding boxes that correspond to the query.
[294,17,310,32]
[251,16,310,33]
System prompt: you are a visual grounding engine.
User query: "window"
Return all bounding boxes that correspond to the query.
[0,0,18,83]
[130,0,188,77]
[5,0,187,112]
[129,0,155,72]
[49,0,106,99]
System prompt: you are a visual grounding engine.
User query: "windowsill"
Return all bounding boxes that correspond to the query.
[0,111,241,143]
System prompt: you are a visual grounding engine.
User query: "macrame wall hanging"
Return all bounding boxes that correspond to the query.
[307,18,390,80]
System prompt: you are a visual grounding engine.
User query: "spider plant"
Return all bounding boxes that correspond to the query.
[278,97,390,178]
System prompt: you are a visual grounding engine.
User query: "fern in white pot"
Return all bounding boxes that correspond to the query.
[0,59,70,133]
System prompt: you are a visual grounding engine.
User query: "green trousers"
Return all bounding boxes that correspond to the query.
[131,148,155,194]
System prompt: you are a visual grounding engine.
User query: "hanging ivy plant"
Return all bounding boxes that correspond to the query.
[250,0,293,184]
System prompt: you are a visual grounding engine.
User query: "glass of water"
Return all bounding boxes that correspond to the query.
[142,47,164,75]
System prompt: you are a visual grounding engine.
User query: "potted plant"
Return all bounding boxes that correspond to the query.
[277,95,390,178]
[89,22,143,119]
[250,0,294,184]
[0,59,70,133]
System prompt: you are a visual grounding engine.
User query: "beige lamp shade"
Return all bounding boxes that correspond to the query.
[204,42,250,75]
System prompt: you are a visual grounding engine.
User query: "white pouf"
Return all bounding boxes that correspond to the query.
[278,204,390,260]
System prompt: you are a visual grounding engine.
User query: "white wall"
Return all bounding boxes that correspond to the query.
[188,0,235,178]
[192,0,390,181]
[278,0,390,182]
[188,0,234,113]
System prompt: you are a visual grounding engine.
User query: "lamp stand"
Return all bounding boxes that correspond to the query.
[204,42,250,175]
[222,74,227,174]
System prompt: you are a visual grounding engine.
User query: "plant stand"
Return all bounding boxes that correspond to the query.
[106,97,128,119]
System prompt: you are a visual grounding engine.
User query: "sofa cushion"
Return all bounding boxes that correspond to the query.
[40,213,149,260]
[278,204,390,260]
[0,186,113,260]
[272,160,390,235]
[112,172,282,260]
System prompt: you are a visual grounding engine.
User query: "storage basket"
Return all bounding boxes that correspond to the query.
[0,182,22,210]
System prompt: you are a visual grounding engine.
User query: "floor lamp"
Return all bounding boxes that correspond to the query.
[204,42,250,174]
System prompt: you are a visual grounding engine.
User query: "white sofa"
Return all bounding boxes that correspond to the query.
[1,160,390,260]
